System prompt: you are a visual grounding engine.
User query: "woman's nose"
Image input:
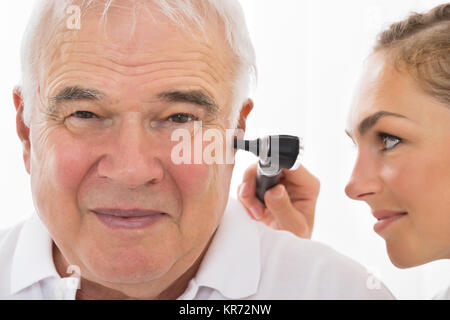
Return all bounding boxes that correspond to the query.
[97,119,165,188]
[345,152,383,201]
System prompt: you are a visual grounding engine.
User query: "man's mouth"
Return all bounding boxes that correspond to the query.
[91,208,167,230]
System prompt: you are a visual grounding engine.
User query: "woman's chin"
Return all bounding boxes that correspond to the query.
[385,242,438,269]
[388,255,415,269]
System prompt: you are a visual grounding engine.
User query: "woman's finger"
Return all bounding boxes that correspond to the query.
[264,184,311,238]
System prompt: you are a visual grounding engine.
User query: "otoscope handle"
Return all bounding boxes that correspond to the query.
[256,164,282,205]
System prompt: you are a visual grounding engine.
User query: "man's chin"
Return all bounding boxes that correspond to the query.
[75,239,179,281]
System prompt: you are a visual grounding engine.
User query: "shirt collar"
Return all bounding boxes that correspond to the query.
[180,197,261,299]
[10,212,61,295]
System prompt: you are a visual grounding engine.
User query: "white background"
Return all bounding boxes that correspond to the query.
[1,0,449,299]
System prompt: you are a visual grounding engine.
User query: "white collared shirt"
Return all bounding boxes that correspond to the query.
[434,286,450,300]
[0,197,395,300]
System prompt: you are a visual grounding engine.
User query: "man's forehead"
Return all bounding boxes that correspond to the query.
[44,1,225,50]
[81,3,187,45]
[40,1,233,77]
[35,0,237,119]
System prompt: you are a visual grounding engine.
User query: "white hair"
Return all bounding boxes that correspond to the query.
[20,0,256,128]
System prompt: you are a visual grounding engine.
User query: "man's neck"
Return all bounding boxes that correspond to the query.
[52,239,211,300]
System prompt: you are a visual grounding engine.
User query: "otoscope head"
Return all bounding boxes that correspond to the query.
[273,135,302,170]
[234,135,302,171]
[235,135,303,203]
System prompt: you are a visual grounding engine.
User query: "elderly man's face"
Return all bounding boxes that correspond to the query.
[15,4,250,298]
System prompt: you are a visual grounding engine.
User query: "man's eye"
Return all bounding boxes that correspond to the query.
[71,111,99,119]
[167,113,197,124]
[378,133,402,151]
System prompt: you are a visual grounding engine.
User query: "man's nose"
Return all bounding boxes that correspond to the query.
[345,151,383,201]
[97,120,165,188]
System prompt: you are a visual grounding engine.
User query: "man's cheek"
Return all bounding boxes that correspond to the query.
[42,139,94,193]
[170,162,233,215]
[170,163,213,196]
[30,138,91,230]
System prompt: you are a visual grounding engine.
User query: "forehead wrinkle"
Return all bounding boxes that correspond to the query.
[43,49,230,108]
[39,3,236,84]
[44,33,231,86]
[35,0,238,80]
[47,57,222,85]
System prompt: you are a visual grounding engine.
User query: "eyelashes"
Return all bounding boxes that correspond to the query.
[166,113,198,124]
[71,111,100,119]
[68,111,199,124]
[345,130,404,153]
[377,132,402,151]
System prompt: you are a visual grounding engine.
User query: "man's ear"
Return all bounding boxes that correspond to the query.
[231,99,253,165]
[13,86,31,174]
[236,98,254,132]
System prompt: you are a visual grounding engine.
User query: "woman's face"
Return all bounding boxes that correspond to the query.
[345,52,450,268]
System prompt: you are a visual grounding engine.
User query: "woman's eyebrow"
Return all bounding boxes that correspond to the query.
[358,111,407,135]
[345,130,355,143]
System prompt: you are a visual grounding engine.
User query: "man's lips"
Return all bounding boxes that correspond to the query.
[372,210,408,233]
[91,208,166,229]
[92,208,165,218]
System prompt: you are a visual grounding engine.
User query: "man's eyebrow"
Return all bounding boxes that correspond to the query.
[48,86,103,112]
[157,90,219,114]
[358,111,407,135]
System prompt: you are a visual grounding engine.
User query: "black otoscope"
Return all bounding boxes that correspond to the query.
[234,135,303,205]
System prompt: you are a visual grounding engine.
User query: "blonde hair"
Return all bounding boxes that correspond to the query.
[374,3,450,105]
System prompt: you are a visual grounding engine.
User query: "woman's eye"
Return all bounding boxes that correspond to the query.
[378,133,402,151]
[71,111,99,119]
[167,113,197,124]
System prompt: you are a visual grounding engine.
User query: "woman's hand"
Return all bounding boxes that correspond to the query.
[237,164,320,239]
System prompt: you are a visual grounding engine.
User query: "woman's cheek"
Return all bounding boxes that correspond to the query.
[380,162,404,195]
[380,152,423,199]
[381,151,445,229]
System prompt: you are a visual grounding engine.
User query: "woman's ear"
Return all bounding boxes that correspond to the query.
[13,86,31,174]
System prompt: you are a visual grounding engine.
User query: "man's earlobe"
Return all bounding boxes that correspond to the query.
[13,86,31,174]
[237,99,254,132]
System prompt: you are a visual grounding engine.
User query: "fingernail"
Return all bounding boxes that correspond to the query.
[250,206,262,220]
[239,182,251,198]
[271,185,284,200]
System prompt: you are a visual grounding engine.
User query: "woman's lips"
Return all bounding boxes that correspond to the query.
[91,208,166,230]
[372,210,408,234]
